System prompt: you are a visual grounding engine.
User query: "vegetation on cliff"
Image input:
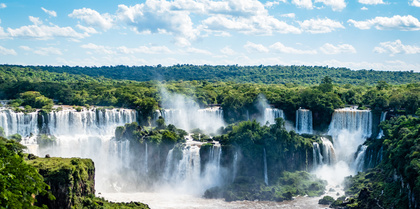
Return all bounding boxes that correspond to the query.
[327,113,420,208]
[204,118,326,201]
[0,137,51,208]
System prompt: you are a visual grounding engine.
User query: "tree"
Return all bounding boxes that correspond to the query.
[318,76,333,93]
[0,137,51,208]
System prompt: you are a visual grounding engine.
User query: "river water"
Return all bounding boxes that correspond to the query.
[98,192,330,209]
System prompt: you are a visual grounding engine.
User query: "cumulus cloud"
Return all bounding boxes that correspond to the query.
[361,6,368,10]
[19,46,31,51]
[0,45,17,55]
[41,7,57,17]
[411,0,420,7]
[34,47,62,56]
[270,42,317,54]
[320,43,357,54]
[186,47,212,55]
[373,39,420,56]
[82,43,172,55]
[117,2,198,46]
[0,3,6,9]
[358,0,385,5]
[291,0,313,9]
[349,15,420,31]
[220,46,235,55]
[315,0,347,11]
[6,16,87,39]
[244,41,269,53]
[299,18,345,33]
[76,24,98,34]
[69,8,113,30]
[281,13,296,18]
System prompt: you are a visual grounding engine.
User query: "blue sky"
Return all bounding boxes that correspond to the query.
[0,0,419,71]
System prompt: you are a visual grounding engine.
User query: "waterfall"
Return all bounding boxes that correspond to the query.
[377,111,387,139]
[312,137,336,169]
[259,108,284,125]
[160,107,225,134]
[163,149,174,181]
[232,151,238,182]
[0,110,39,137]
[296,108,313,134]
[263,148,268,186]
[328,108,372,138]
[353,145,367,172]
[145,143,148,174]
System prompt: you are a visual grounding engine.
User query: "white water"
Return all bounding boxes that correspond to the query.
[257,108,284,125]
[312,137,336,168]
[354,145,367,172]
[159,107,225,134]
[0,110,39,137]
[296,109,313,134]
[313,108,372,187]
[263,148,268,186]
[377,111,387,139]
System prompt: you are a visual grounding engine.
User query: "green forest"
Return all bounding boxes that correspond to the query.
[0,64,420,208]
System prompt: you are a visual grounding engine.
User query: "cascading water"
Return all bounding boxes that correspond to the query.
[258,108,284,125]
[314,108,373,186]
[377,111,387,139]
[353,145,367,172]
[145,143,148,174]
[160,107,225,134]
[0,107,138,192]
[0,110,39,137]
[296,108,313,134]
[232,151,238,182]
[312,137,336,169]
[263,148,268,186]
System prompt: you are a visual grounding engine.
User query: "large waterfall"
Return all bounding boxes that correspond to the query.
[313,108,373,186]
[0,110,39,137]
[296,108,313,134]
[258,108,284,125]
[158,107,225,134]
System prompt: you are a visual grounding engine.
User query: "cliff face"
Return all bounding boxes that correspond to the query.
[27,157,95,209]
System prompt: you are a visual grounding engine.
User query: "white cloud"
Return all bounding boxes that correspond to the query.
[291,0,313,9]
[117,45,172,54]
[34,47,62,56]
[361,6,368,10]
[117,2,198,46]
[358,0,385,5]
[69,8,113,30]
[315,0,347,11]
[0,46,17,55]
[29,16,43,25]
[244,41,269,53]
[76,24,98,34]
[0,3,5,9]
[19,46,31,51]
[186,47,212,55]
[82,43,172,55]
[348,15,420,31]
[299,18,344,33]
[270,42,317,54]
[320,43,357,54]
[201,14,301,35]
[81,43,115,54]
[411,0,420,7]
[281,13,296,18]
[220,46,235,55]
[265,0,287,7]
[41,7,57,17]
[373,39,420,55]
[7,16,87,39]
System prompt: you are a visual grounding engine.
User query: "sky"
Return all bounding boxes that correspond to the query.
[0,0,419,71]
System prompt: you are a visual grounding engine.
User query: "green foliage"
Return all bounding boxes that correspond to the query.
[36,134,57,147]
[19,91,54,109]
[8,133,22,143]
[204,171,326,202]
[318,195,335,205]
[0,137,51,208]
